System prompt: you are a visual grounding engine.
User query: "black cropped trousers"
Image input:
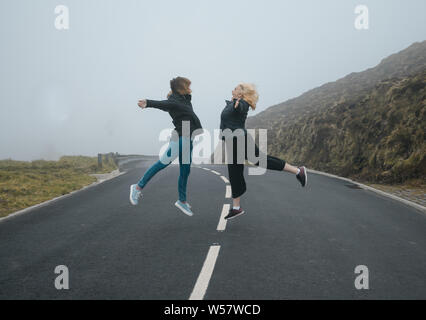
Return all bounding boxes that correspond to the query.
[225,134,286,199]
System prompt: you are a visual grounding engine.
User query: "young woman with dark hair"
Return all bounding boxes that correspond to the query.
[130,77,202,216]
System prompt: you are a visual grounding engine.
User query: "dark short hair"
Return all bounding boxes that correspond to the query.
[170,77,191,95]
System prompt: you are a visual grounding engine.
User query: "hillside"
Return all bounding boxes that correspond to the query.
[246,41,426,184]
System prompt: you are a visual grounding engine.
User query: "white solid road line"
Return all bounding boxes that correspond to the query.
[210,170,221,175]
[225,185,232,198]
[309,168,426,215]
[189,245,221,300]
[220,176,230,184]
[217,204,230,231]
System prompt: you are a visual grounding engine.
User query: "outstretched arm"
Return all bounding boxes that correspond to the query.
[137,99,184,112]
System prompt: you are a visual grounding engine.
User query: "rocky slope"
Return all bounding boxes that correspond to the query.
[246,41,426,184]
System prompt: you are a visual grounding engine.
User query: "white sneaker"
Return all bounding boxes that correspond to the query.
[175,200,193,216]
[129,184,142,205]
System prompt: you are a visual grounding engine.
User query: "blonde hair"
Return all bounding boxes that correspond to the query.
[239,83,259,110]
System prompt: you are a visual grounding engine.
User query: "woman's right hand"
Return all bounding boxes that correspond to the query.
[138,99,147,109]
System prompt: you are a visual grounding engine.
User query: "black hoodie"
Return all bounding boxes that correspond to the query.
[220,98,250,132]
[146,93,203,137]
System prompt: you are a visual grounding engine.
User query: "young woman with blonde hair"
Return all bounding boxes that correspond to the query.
[220,83,307,220]
[130,77,202,216]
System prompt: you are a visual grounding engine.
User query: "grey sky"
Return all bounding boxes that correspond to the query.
[1,0,425,160]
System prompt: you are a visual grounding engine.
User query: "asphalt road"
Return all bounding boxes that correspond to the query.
[0,159,425,299]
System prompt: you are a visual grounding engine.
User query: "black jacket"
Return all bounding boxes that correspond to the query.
[146,93,203,137]
[220,98,250,132]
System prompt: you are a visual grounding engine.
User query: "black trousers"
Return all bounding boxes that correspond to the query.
[225,134,286,199]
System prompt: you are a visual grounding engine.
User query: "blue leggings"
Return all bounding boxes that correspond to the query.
[137,137,193,202]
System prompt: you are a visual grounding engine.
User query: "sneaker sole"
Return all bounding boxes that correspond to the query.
[225,210,245,220]
[175,202,193,217]
[129,185,138,206]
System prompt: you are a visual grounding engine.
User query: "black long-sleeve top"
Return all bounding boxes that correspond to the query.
[220,98,250,132]
[146,93,203,137]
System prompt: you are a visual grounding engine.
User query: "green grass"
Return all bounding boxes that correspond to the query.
[0,155,117,218]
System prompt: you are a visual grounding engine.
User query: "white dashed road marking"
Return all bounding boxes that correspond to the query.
[189,245,221,300]
[217,204,230,231]
[225,185,232,198]
[191,167,231,300]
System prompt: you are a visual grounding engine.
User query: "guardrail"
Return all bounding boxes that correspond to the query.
[97,152,119,168]
[97,153,158,169]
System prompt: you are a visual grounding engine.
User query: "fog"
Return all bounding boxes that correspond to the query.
[1,0,425,160]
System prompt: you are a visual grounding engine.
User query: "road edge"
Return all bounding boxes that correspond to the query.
[308,169,426,215]
[0,169,127,224]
